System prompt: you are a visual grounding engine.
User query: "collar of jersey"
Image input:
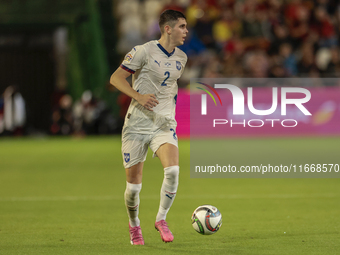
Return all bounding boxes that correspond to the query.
[157,43,175,57]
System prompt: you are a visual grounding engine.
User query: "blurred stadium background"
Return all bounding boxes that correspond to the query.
[0,1,339,254]
[1,0,340,136]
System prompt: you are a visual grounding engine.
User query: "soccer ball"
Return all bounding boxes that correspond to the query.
[191,205,222,235]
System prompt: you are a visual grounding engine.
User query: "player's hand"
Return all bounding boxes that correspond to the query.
[136,94,159,111]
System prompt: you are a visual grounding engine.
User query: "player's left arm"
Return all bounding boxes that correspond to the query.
[180,54,188,77]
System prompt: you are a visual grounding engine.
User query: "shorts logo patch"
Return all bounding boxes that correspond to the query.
[124,153,130,163]
[176,61,181,71]
[170,128,177,140]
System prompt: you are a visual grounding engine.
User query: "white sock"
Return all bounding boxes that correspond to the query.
[156,166,179,222]
[124,182,142,227]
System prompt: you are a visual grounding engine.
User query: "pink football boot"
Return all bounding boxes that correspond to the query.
[129,223,144,245]
[155,220,174,243]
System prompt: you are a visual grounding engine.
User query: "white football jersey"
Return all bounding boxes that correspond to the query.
[120,40,187,134]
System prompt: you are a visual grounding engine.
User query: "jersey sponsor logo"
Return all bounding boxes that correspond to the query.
[124,153,130,163]
[155,60,161,67]
[124,53,133,63]
[176,61,181,70]
[165,62,171,67]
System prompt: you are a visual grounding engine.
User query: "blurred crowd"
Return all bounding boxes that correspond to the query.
[0,88,118,137]
[0,86,26,136]
[50,90,117,136]
[116,0,340,85]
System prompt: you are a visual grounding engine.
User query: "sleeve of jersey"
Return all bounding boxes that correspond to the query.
[120,46,146,74]
[180,56,188,76]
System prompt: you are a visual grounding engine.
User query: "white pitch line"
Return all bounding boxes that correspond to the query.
[0,193,338,202]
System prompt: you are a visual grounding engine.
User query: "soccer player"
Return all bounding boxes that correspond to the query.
[110,10,188,245]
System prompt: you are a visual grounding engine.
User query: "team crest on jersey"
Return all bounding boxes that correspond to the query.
[124,153,130,163]
[176,61,181,70]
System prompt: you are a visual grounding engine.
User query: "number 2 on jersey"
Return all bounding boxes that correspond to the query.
[161,71,170,86]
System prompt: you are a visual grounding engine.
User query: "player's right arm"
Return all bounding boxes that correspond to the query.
[110,44,159,111]
[110,68,159,111]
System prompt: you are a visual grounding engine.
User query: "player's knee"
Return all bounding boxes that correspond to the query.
[125,182,142,200]
[164,165,179,186]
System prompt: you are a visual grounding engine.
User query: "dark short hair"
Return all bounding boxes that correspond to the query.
[159,9,186,34]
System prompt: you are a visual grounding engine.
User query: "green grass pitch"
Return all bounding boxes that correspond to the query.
[0,136,339,255]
